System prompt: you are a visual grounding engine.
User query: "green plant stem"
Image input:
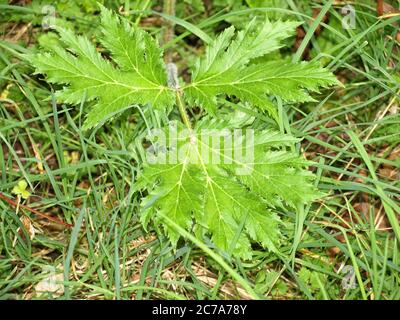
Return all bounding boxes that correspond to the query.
[163,0,192,129]
[158,211,261,300]
[163,0,176,63]
[176,90,192,130]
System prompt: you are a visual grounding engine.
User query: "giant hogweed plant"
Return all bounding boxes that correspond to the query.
[29,7,340,258]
